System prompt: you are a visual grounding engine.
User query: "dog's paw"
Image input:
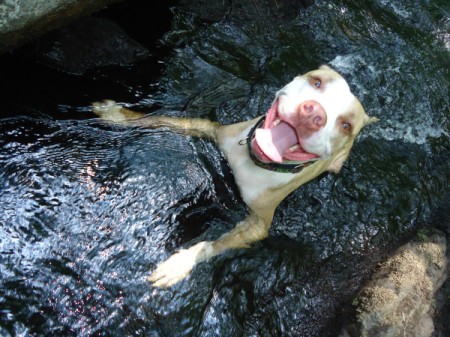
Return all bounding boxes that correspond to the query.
[148,242,212,288]
[92,100,127,122]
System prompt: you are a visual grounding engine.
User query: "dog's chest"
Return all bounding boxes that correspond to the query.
[218,127,297,205]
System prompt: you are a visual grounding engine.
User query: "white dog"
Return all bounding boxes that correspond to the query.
[93,65,378,288]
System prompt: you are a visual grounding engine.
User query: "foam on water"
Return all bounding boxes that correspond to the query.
[369,116,448,145]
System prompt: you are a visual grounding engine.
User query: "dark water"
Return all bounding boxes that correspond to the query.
[0,0,449,336]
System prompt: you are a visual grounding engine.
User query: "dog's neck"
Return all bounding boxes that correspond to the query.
[218,117,329,209]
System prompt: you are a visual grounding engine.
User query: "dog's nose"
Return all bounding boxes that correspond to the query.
[297,100,327,130]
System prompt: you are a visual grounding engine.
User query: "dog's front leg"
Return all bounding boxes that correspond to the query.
[147,241,214,288]
[148,212,270,288]
[92,100,146,121]
[92,100,220,140]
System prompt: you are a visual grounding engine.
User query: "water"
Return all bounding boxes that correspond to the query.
[0,0,448,336]
[0,117,244,336]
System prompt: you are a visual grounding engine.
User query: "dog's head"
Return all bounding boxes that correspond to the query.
[252,65,377,173]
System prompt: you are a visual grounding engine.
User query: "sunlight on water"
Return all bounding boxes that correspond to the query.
[330,54,448,146]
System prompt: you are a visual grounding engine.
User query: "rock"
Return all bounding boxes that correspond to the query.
[176,0,314,25]
[33,16,150,74]
[341,232,448,337]
[0,0,122,53]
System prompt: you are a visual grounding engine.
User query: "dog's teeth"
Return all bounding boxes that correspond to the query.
[288,145,300,152]
[273,119,281,127]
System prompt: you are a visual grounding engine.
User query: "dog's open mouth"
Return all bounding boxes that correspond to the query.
[251,100,320,163]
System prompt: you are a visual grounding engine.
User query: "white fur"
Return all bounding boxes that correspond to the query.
[219,126,298,205]
[277,76,356,158]
[148,241,213,287]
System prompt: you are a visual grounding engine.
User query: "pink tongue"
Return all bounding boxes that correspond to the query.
[255,122,298,163]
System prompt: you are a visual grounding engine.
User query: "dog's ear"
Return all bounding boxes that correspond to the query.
[319,64,332,71]
[364,115,380,125]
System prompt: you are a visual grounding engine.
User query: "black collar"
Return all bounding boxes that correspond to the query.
[243,116,320,174]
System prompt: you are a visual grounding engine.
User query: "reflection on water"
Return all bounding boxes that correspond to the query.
[0,0,449,336]
[0,117,244,336]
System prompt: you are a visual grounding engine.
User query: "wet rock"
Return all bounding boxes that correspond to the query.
[33,16,150,74]
[0,0,121,53]
[341,232,448,337]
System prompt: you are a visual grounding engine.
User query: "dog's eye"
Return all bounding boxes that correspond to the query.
[342,121,352,133]
[309,77,322,89]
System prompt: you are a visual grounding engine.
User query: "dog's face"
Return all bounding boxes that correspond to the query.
[252,65,376,173]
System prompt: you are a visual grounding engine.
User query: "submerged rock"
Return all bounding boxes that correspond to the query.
[342,232,447,337]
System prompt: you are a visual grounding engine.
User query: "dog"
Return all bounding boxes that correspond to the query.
[93,65,378,288]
